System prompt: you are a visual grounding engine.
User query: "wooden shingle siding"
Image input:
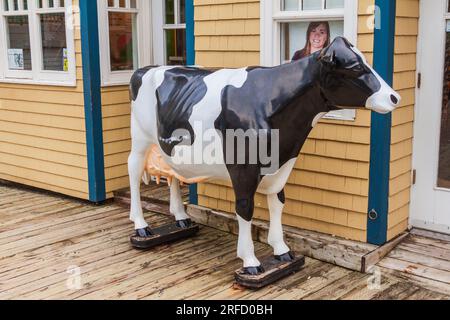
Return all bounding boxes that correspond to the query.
[0,1,89,199]
[197,0,375,242]
[387,0,418,241]
[195,0,260,67]
[101,86,131,197]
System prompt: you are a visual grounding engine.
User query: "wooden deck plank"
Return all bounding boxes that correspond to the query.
[410,228,450,242]
[407,234,450,251]
[301,271,368,300]
[387,247,450,272]
[395,242,450,261]
[188,259,325,300]
[4,227,215,299]
[378,267,450,296]
[369,281,420,300]
[32,229,229,300]
[378,257,450,284]
[78,233,253,300]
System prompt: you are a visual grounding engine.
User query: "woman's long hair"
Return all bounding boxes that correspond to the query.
[293,21,331,61]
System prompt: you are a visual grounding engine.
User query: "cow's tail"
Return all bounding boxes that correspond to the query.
[129,65,159,102]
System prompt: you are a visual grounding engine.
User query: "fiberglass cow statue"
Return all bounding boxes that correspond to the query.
[127,37,400,287]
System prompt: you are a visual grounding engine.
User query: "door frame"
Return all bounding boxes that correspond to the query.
[411,0,450,234]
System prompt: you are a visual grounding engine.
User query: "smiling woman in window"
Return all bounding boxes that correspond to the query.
[291,21,330,61]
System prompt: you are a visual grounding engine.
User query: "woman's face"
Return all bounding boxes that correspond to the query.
[309,24,328,52]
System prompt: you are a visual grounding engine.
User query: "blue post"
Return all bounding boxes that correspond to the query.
[80,0,106,203]
[367,0,397,245]
[185,0,198,205]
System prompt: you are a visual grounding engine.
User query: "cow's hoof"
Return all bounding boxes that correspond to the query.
[135,227,154,238]
[275,251,295,262]
[176,219,193,229]
[242,265,265,275]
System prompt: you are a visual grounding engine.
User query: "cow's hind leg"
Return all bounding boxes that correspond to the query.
[128,138,152,236]
[267,191,294,261]
[170,177,192,228]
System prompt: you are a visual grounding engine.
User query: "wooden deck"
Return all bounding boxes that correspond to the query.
[1,182,450,300]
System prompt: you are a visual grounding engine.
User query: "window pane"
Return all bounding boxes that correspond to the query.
[302,0,322,10]
[40,13,68,71]
[165,28,186,65]
[165,0,174,24]
[438,22,450,188]
[281,20,343,63]
[281,0,298,11]
[119,0,125,8]
[325,0,344,9]
[23,0,28,10]
[4,0,9,11]
[179,0,185,24]
[130,0,136,9]
[6,16,32,70]
[108,12,138,71]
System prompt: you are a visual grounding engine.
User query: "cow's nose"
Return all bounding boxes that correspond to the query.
[390,94,399,105]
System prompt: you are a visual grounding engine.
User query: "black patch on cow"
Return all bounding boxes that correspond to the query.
[214,37,383,221]
[129,66,158,101]
[277,190,285,204]
[156,67,213,156]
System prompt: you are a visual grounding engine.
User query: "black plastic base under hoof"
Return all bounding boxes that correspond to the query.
[234,253,305,290]
[130,221,199,249]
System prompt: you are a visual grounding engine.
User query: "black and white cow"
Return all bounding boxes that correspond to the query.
[128,37,400,275]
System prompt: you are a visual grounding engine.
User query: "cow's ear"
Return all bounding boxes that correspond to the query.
[319,49,336,70]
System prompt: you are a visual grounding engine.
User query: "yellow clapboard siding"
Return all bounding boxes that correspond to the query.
[0,153,88,181]
[105,176,130,194]
[103,115,131,131]
[0,110,86,131]
[0,121,86,143]
[104,152,129,168]
[0,163,88,193]
[0,142,87,169]
[0,131,87,156]
[104,140,131,156]
[0,173,89,200]
[0,87,84,105]
[102,103,132,118]
[0,99,85,118]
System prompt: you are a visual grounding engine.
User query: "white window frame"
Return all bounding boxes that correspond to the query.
[152,0,186,66]
[97,0,152,86]
[0,0,76,86]
[260,0,359,121]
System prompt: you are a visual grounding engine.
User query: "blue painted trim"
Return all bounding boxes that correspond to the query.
[186,0,195,66]
[186,0,198,205]
[80,0,106,203]
[367,0,397,245]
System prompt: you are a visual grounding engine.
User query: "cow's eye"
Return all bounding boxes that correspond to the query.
[351,65,364,73]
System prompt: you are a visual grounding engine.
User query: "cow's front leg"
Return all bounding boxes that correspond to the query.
[128,138,151,235]
[267,191,294,261]
[229,165,263,274]
[170,177,192,228]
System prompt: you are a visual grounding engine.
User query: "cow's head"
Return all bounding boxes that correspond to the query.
[317,37,400,114]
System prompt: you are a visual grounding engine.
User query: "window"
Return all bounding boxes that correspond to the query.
[98,0,151,86]
[0,0,76,85]
[261,0,358,121]
[163,0,186,65]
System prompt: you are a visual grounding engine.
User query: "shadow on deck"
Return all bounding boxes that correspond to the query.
[0,182,449,300]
